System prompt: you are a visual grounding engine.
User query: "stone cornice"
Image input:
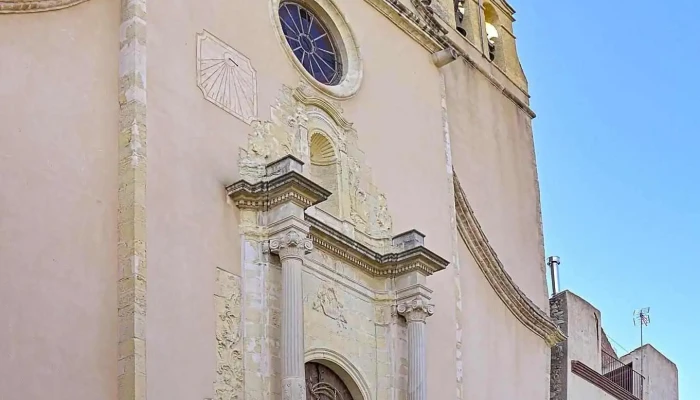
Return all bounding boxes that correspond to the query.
[307,214,449,277]
[363,0,535,116]
[363,0,444,53]
[453,172,566,346]
[227,162,331,210]
[0,0,88,13]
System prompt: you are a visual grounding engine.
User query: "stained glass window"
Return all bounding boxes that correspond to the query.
[279,2,342,86]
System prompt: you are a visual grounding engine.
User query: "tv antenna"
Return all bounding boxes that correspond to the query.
[633,307,651,347]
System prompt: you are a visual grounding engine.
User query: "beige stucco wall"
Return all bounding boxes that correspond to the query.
[443,58,548,311]
[458,242,550,400]
[0,1,119,399]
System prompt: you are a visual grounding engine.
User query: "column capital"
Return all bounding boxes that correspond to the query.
[397,297,435,323]
[265,229,313,261]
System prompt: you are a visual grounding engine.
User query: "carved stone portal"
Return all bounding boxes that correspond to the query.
[305,362,355,400]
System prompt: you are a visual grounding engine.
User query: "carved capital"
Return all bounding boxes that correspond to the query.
[265,230,313,261]
[397,297,434,323]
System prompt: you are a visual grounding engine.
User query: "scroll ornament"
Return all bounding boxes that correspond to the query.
[397,297,435,323]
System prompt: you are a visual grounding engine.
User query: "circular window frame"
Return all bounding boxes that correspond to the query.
[271,0,363,99]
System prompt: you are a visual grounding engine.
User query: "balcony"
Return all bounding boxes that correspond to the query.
[571,350,645,400]
[602,350,644,399]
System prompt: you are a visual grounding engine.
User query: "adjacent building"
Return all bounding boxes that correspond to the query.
[550,290,679,400]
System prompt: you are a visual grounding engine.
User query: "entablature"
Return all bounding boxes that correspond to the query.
[228,155,449,281]
[226,156,331,210]
[309,214,449,278]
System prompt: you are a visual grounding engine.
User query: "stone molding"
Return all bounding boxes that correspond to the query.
[397,297,435,323]
[228,156,449,278]
[292,87,353,131]
[117,1,148,400]
[304,348,372,400]
[227,156,332,210]
[0,0,88,13]
[363,0,444,52]
[308,214,449,277]
[438,72,464,400]
[453,172,566,346]
[363,0,535,116]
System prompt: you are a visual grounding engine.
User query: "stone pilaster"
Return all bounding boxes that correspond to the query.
[268,229,312,400]
[398,298,434,400]
[229,155,330,400]
[118,1,148,400]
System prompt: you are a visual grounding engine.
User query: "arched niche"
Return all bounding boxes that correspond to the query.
[305,348,371,400]
[304,108,353,224]
[309,131,341,216]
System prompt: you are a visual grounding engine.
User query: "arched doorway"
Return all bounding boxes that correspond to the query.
[305,362,355,400]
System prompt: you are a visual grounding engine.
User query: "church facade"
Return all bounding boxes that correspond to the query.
[0,0,565,399]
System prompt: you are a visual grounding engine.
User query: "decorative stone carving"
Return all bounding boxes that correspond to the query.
[397,297,435,323]
[239,87,307,183]
[312,285,347,328]
[238,84,394,243]
[197,30,257,124]
[266,230,314,261]
[0,0,89,13]
[214,268,244,400]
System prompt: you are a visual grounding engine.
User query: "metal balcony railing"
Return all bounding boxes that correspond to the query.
[601,350,645,399]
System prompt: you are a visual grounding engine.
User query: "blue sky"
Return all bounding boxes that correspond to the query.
[511,0,699,398]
